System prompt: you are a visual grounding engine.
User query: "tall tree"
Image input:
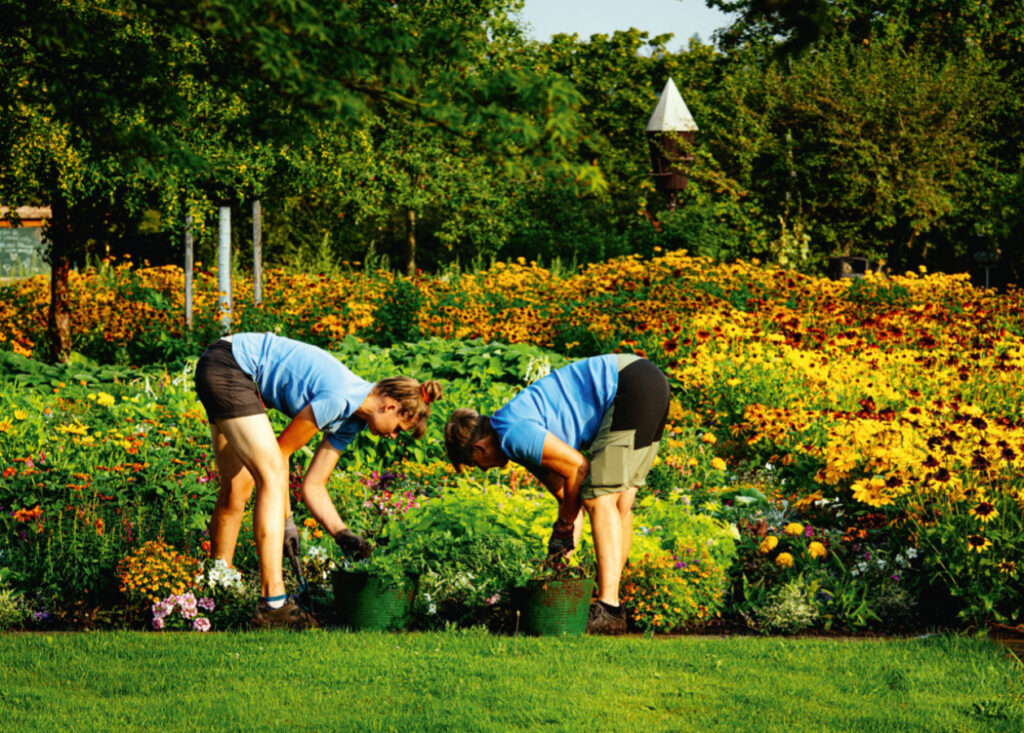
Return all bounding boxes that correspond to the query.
[0,0,597,362]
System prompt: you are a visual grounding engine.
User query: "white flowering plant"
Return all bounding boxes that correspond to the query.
[190,558,259,630]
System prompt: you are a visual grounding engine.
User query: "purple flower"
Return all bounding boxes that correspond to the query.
[32,610,50,622]
[674,561,685,569]
[803,526,814,538]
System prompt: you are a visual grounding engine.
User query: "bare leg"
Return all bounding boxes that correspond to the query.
[584,488,639,605]
[585,493,625,605]
[208,424,256,567]
[210,414,289,598]
[617,487,639,571]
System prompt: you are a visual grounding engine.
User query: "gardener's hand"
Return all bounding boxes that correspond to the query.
[283,514,300,558]
[547,518,575,558]
[334,528,372,559]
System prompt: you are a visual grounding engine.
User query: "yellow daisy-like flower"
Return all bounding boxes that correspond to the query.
[711,457,727,471]
[808,541,827,559]
[758,536,779,555]
[969,501,998,523]
[687,457,699,467]
[784,522,804,536]
[850,476,893,507]
[775,552,795,568]
[700,432,717,444]
[13,409,27,421]
[966,535,991,553]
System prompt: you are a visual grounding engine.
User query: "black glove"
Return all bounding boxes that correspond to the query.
[547,519,575,558]
[283,514,300,558]
[334,528,372,559]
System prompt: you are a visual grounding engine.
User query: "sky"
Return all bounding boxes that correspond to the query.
[514,0,736,49]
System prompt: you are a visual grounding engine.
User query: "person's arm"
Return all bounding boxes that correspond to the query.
[302,437,372,558]
[277,403,320,457]
[299,437,347,535]
[540,432,589,526]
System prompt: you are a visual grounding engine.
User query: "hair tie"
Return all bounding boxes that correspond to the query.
[420,384,433,405]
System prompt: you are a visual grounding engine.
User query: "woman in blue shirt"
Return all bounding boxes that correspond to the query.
[195,332,442,629]
[444,354,670,634]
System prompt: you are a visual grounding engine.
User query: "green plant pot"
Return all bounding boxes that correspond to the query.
[515,577,595,636]
[333,570,415,631]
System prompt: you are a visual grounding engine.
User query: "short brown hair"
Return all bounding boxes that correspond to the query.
[444,408,494,469]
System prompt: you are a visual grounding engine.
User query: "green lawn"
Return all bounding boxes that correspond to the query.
[1,631,1021,732]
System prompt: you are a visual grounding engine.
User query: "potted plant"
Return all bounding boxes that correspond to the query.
[332,551,418,632]
[514,556,596,637]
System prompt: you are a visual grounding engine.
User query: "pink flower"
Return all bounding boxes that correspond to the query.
[152,616,165,630]
[192,617,211,632]
[198,597,216,612]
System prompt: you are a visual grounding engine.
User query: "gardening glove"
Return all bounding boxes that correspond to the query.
[547,518,575,558]
[283,514,300,559]
[334,528,372,559]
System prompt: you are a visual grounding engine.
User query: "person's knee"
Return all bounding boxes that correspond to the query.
[250,455,289,493]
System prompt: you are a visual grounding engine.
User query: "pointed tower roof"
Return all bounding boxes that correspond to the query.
[645,78,698,132]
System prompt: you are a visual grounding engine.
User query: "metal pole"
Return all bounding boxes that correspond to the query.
[253,199,263,306]
[218,204,232,333]
[184,213,194,329]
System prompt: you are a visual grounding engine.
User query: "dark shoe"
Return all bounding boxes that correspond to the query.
[250,597,320,630]
[587,601,627,635]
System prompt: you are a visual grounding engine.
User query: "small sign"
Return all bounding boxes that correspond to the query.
[0,226,49,278]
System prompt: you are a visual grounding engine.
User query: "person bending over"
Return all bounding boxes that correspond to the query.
[444,354,669,635]
[194,331,442,629]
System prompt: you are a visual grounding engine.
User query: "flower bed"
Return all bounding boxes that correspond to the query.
[3,251,1023,632]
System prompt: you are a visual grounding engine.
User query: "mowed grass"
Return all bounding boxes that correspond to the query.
[1,631,1022,732]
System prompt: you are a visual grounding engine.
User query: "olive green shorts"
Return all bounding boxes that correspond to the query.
[581,355,671,500]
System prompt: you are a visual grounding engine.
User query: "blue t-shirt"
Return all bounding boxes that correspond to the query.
[230,332,373,451]
[490,355,619,477]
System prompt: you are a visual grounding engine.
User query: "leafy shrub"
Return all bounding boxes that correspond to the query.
[626,492,737,631]
[0,578,29,630]
[621,548,729,632]
[757,578,821,635]
[363,276,424,346]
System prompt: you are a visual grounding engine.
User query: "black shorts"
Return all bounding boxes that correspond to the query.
[194,339,266,423]
[584,356,671,497]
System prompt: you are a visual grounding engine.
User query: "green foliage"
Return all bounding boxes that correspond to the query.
[757,576,821,634]
[364,277,425,346]
[0,576,29,630]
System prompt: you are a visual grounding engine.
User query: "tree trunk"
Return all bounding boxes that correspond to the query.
[45,196,72,363]
[406,208,416,276]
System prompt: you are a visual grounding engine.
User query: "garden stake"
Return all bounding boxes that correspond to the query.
[285,543,314,614]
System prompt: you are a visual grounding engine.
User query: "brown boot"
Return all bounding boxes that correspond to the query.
[587,601,627,635]
[250,597,320,630]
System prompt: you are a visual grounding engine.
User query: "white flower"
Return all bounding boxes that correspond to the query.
[906,548,918,560]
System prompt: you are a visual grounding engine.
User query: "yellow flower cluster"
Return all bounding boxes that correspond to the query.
[116,540,199,604]
[620,548,727,632]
